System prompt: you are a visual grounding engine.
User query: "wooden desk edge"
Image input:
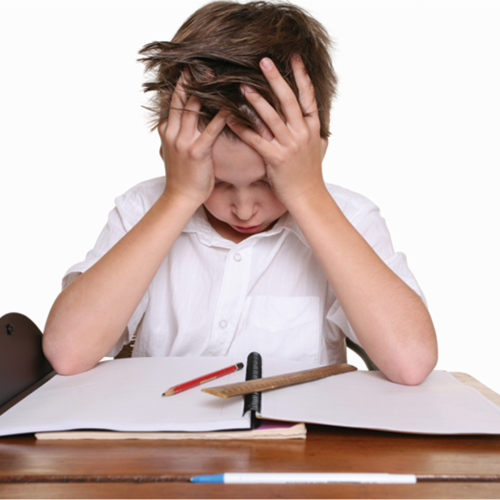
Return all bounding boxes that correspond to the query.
[450,372,500,408]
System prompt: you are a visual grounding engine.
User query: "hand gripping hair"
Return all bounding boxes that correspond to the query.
[139,1,337,138]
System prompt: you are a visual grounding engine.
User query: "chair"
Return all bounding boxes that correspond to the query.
[345,337,378,371]
[0,313,54,412]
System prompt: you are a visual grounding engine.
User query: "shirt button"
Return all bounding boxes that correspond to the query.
[219,320,228,329]
[233,253,242,262]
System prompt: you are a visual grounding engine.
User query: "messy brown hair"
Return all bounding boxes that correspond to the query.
[139,1,337,138]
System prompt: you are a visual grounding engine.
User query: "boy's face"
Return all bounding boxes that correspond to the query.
[203,134,287,243]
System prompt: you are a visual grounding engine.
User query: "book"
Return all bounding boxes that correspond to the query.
[35,421,307,440]
[1,355,500,437]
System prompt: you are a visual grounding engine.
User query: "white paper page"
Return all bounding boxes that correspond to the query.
[0,357,250,436]
[260,361,500,435]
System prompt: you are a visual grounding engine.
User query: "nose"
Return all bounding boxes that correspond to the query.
[232,192,256,221]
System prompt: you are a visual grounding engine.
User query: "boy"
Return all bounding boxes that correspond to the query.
[43,1,437,385]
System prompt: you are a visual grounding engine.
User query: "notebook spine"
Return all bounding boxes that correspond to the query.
[243,352,262,428]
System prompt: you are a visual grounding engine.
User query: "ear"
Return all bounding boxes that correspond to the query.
[159,145,169,167]
[321,137,328,160]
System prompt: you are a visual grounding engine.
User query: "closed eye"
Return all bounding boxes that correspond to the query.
[214,180,270,188]
[257,180,271,187]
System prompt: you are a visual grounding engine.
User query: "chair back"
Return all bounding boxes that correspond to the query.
[0,313,54,409]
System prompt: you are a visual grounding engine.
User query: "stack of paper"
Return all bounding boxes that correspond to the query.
[0,357,499,438]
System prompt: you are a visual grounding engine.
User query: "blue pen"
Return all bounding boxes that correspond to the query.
[191,473,417,484]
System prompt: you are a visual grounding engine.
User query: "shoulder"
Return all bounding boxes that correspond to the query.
[114,177,166,217]
[324,183,378,221]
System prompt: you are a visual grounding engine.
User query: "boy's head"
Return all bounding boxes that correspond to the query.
[139,0,337,138]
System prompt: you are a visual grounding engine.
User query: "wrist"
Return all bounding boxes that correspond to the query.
[161,185,206,211]
[159,187,203,218]
[283,182,331,214]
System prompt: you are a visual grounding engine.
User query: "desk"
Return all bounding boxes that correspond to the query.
[1,374,500,499]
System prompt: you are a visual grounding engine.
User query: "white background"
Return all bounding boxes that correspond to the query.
[1,1,498,393]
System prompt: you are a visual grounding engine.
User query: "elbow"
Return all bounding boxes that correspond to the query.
[44,353,94,376]
[43,303,104,376]
[394,363,435,386]
[49,359,91,377]
[385,310,439,386]
[42,332,95,376]
[388,343,438,386]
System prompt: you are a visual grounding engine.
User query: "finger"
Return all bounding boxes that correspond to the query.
[226,117,275,159]
[290,54,318,119]
[177,94,203,140]
[241,84,291,143]
[195,109,231,150]
[166,69,190,133]
[239,103,274,141]
[259,57,304,126]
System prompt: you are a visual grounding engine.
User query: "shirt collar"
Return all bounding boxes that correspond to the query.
[182,207,309,248]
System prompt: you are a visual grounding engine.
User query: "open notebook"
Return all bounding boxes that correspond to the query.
[0,356,500,438]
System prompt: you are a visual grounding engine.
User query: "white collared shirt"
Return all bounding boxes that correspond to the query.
[64,177,425,365]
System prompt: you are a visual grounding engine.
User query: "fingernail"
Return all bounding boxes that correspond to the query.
[260,57,273,70]
[292,53,301,61]
[241,84,254,93]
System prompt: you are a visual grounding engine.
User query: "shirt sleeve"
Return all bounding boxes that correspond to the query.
[62,188,153,357]
[325,195,426,347]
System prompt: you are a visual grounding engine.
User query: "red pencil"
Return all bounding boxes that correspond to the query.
[162,362,244,396]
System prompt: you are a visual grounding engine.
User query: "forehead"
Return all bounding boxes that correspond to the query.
[211,134,267,183]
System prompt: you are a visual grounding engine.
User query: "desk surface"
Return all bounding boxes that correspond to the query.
[1,425,500,498]
[1,373,500,499]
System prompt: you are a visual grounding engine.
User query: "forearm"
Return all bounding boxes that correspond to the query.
[287,187,437,385]
[43,192,199,375]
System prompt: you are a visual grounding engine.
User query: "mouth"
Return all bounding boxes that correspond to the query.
[232,224,262,234]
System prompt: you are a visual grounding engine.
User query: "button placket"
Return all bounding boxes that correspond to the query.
[205,246,253,356]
